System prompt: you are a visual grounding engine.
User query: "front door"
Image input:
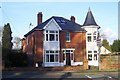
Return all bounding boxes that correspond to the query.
[66,53,71,66]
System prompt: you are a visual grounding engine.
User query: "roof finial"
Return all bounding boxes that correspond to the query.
[88,7,91,12]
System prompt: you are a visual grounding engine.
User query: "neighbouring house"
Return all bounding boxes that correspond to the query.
[22,12,88,69]
[82,8,102,66]
[100,46,111,55]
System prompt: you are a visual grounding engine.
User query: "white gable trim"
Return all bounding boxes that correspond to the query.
[82,25,100,29]
[43,18,62,30]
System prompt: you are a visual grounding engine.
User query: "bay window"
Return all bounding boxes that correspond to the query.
[45,30,59,41]
[45,50,59,62]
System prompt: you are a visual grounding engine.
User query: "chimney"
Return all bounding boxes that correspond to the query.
[70,16,75,22]
[37,12,43,25]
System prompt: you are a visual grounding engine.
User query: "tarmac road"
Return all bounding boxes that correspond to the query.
[1,71,119,80]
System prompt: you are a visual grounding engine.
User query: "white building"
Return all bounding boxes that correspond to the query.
[100,46,111,55]
[82,8,101,66]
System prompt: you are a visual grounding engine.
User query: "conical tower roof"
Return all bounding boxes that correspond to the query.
[83,8,98,26]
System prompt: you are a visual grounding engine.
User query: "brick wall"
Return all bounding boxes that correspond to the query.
[34,30,43,65]
[59,31,88,69]
[24,30,88,69]
[100,54,119,70]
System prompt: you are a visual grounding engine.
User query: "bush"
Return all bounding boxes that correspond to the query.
[9,50,28,67]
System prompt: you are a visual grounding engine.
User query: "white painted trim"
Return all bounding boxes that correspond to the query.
[62,48,75,50]
[82,25,100,29]
[62,49,75,66]
[44,62,64,67]
[52,18,62,30]
[43,18,62,30]
[71,61,83,66]
[43,30,59,42]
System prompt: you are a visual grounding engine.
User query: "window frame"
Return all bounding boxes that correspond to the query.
[45,30,59,42]
[66,32,70,42]
[87,36,92,42]
[94,54,97,60]
[88,54,92,61]
[44,50,59,63]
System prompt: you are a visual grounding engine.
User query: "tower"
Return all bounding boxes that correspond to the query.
[82,8,100,67]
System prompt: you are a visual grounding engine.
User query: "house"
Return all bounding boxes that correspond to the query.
[82,8,101,66]
[22,12,88,69]
[100,46,111,55]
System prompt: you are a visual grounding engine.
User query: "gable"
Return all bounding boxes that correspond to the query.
[43,18,62,31]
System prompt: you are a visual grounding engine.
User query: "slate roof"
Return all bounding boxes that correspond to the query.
[24,16,86,37]
[83,8,98,26]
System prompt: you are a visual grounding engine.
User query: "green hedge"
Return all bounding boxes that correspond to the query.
[3,50,28,68]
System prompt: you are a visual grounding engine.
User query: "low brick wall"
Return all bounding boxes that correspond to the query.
[44,66,84,71]
[100,54,119,70]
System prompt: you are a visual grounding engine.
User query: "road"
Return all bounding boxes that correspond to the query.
[2,71,119,80]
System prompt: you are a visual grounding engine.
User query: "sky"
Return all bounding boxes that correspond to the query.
[0,1,119,45]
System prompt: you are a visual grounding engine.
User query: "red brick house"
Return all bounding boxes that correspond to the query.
[22,12,88,69]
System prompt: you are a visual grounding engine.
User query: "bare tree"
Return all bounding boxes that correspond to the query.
[13,37,21,49]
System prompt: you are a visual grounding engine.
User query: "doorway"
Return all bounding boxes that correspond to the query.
[66,53,71,66]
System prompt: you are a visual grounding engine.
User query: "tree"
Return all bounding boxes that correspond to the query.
[2,23,13,67]
[102,39,111,51]
[0,26,3,44]
[13,37,21,49]
[111,39,120,52]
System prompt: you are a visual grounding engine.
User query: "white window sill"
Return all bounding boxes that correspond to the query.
[44,62,59,63]
[66,41,70,42]
[44,41,59,42]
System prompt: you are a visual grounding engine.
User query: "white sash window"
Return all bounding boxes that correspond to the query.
[45,30,59,41]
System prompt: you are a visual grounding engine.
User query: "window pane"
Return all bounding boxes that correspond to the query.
[63,54,65,60]
[50,34,55,41]
[66,32,70,41]
[55,50,59,53]
[94,54,97,60]
[88,51,92,53]
[94,36,96,40]
[46,50,49,53]
[56,31,58,33]
[93,32,96,35]
[50,55,54,62]
[46,34,48,41]
[46,54,49,62]
[56,34,58,41]
[55,54,58,62]
[71,53,73,60]
[88,36,91,42]
[50,51,54,53]
[66,50,70,53]
[88,54,92,61]
[46,30,48,33]
[50,31,55,33]
[87,33,91,35]
[94,51,97,53]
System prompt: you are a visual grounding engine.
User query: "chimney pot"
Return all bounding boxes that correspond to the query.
[37,12,43,25]
[70,16,75,22]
